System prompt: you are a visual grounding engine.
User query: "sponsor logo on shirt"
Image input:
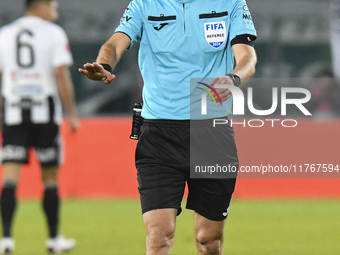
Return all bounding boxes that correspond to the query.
[243,14,252,21]
[153,23,169,31]
[120,7,133,24]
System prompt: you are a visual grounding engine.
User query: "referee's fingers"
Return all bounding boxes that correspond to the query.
[83,63,94,69]
[210,76,221,86]
[103,74,116,84]
[78,68,88,75]
[92,62,103,72]
[214,88,231,102]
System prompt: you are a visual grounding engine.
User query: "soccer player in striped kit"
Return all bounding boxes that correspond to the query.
[0,0,78,253]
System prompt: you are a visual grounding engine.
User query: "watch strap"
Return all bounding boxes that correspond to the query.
[226,73,241,87]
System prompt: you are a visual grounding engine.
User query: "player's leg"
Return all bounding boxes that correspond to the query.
[194,213,225,255]
[188,178,236,255]
[0,123,29,254]
[138,164,184,255]
[187,178,234,255]
[0,163,21,254]
[0,163,22,238]
[34,123,61,241]
[136,120,189,255]
[188,118,238,254]
[41,166,59,239]
[34,123,75,253]
[143,209,177,255]
[41,166,75,253]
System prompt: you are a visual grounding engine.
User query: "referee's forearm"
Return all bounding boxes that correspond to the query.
[232,54,257,84]
[96,32,131,71]
[96,43,120,71]
[231,44,257,86]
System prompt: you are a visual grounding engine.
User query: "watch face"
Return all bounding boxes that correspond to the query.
[228,74,241,86]
[234,75,241,86]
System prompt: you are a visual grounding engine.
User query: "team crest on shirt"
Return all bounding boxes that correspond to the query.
[204,21,226,49]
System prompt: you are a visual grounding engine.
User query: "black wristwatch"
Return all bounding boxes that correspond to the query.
[226,73,241,87]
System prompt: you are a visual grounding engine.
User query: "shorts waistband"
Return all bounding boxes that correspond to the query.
[143,117,229,127]
[143,119,190,127]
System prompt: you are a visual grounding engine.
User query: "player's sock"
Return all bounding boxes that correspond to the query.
[42,185,59,238]
[0,180,17,237]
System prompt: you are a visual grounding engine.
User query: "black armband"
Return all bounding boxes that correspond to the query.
[100,63,112,73]
[231,34,257,47]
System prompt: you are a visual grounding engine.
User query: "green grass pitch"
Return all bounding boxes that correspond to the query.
[8,199,340,254]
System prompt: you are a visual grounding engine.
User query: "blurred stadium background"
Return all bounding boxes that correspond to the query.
[1,0,340,254]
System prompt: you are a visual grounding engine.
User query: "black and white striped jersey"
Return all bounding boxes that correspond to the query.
[0,16,73,125]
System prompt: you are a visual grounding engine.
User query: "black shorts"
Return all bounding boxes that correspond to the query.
[1,122,62,168]
[135,118,238,221]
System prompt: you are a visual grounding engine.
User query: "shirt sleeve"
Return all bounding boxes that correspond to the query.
[51,27,73,67]
[114,0,143,49]
[229,0,257,42]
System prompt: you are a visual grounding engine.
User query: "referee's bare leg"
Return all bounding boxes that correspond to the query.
[194,213,225,255]
[143,209,177,255]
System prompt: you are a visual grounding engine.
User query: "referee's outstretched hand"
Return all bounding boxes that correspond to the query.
[79,62,116,84]
[210,75,234,102]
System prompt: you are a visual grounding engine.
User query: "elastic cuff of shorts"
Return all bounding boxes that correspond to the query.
[186,205,228,221]
[44,184,58,190]
[41,163,60,169]
[142,206,182,216]
[2,160,27,165]
[2,180,18,189]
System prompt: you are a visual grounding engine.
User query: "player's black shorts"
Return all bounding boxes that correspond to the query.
[135,118,238,221]
[1,122,62,168]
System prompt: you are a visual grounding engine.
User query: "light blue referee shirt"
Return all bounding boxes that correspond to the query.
[115,0,257,119]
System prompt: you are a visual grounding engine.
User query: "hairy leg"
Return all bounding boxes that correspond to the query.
[143,209,177,255]
[194,212,225,255]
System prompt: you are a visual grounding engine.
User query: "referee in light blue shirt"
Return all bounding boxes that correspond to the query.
[80,0,257,254]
